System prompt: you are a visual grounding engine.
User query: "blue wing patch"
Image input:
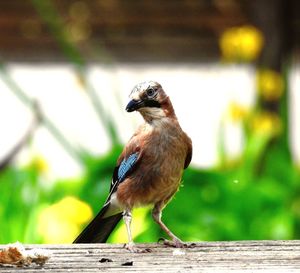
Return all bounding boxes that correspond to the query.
[105,152,139,204]
[118,152,139,182]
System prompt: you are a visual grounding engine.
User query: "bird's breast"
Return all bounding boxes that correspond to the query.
[116,121,188,208]
[139,127,186,199]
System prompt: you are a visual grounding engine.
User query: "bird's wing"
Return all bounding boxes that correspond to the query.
[184,134,193,169]
[105,145,141,204]
[111,152,139,190]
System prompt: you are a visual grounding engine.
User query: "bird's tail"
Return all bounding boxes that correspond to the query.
[73,203,123,243]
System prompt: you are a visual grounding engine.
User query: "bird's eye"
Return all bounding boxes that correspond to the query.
[146,88,156,98]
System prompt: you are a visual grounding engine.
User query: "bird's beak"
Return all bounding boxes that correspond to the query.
[126,99,144,112]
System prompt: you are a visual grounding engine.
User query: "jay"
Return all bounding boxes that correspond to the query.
[74,81,192,252]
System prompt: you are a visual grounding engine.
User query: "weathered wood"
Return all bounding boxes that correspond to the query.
[0,241,300,272]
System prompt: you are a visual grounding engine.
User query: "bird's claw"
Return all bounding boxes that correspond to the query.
[158,237,195,248]
[158,237,187,248]
[124,242,151,253]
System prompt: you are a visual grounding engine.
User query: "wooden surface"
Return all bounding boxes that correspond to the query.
[1,240,300,272]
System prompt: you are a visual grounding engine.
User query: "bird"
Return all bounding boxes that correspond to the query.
[73,81,192,252]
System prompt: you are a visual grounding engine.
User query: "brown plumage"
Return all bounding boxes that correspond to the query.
[74,81,192,252]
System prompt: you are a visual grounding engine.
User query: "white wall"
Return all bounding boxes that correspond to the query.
[0,63,298,179]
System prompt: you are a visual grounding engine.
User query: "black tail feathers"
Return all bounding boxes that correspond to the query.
[73,204,123,243]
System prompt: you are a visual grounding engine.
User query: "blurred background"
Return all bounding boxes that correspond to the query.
[0,0,300,244]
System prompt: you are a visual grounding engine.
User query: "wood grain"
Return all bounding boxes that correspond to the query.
[1,241,300,272]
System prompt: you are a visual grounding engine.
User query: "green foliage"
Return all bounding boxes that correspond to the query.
[1,134,299,244]
[0,163,42,243]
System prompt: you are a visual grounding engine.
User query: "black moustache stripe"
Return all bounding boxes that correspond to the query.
[144,100,161,108]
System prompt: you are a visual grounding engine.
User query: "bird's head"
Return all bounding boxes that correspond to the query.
[126,81,175,122]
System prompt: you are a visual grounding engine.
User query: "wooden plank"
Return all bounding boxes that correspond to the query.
[1,241,300,272]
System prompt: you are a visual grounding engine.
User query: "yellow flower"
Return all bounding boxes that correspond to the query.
[30,156,49,174]
[226,102,249,122]
[67,1,92,42]
[38,196,92,243]
[54,196,93,225]
[256,69,284,101]
[67,21,92,42]
[219,25,264,62]
[251,111,282,136]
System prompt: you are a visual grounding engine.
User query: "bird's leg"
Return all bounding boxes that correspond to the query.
[123,209,151,253]
[152,204,187,248]
[123,209,136,251]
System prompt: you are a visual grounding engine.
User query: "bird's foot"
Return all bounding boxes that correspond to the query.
[158,237,196,248]
[124,242,151,253]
